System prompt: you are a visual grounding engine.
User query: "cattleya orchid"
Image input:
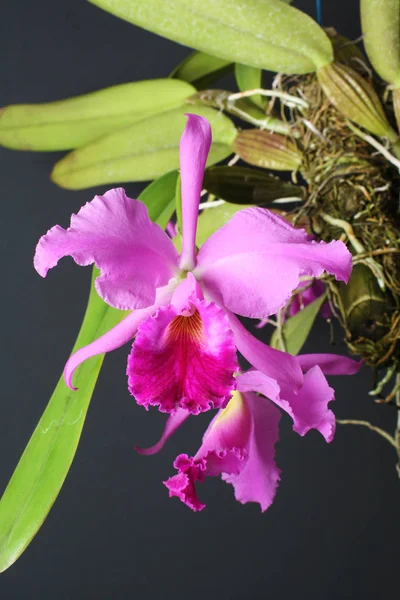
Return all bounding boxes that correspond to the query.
[34,113,360,510]
[139,355,360,512]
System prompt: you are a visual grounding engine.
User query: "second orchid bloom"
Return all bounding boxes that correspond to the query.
[34,114,360,511]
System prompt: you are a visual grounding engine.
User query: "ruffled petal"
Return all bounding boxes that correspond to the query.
[281,366,336,442]
[127,280,237,415]
[195,208,352,319]
[222,392,281,512]
[297,354,362,375]
[164,390,281,512]
[179,114,212,271]
[164,391,251,511]
[34,188,179,310]
[135,409,190,456]
[238,367,335,442]
[227,312,303,390]
[64,305,156,390]
[164,455,208,512]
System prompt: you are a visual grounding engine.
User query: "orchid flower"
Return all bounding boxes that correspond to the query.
[34,114,352,417]
[138,354,361,512]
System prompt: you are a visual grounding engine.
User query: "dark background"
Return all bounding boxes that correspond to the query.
[1,1,398,598]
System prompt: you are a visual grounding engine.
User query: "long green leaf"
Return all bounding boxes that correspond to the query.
[170,51,233,89]
[0,273,126,573]
[0,79,195,151]
[89,0,333,74]
[270,294,327,355]
[0,181,175,572]
[51,105,236,190]
[361,0,400,88]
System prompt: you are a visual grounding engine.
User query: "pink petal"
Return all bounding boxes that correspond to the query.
[179,114,212,271]
[127,285,238,415]
[164,390,281,512]
[164,390,251,511]
[195,208,352,319]
[64,305,156,390]
[166,220,177,239]
[297,354,362,375]
[227,312,303,390]
[135,408,190,456]
[34,188,179,310]
[281,366,336,442]
[238,367,335,442]
[237,369,281,403]
[222,392,281,512]
[164,455,208,512]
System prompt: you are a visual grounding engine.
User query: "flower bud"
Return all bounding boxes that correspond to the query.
[203,166,302,204]
[232,130,303,171]
[317,62,397,140]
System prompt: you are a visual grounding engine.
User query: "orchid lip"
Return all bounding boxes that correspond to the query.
[127,286,238,415]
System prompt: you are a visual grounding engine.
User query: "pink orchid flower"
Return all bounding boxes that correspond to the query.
[138,354,361,512]
[34,114,352,417]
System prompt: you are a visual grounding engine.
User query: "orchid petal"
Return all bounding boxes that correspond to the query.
[280,366,336,442]
[179,114,212,271]
[128,287,237,415]
[34,188,179,310]
[135,408,190,456]
[164,390,281,512]
[297,354,362,375]
[238,367,335,442]
[227,312,303,390]
[64,305,156,390]
[222,392,281,512]
[195,208,352,318]
[164,391,251,511]
[237,370,281,403]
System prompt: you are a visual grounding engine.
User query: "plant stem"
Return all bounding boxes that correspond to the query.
[336,419,397,448]
[227,88,309,111]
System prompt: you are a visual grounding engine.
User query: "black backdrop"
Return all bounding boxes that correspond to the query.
[1,1,398,598]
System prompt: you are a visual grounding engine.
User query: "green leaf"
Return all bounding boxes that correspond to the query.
[89,0,333,74]
[203,166,302,204]
[361,0,400,88]
[51,105,236,190]
[196,201,254,247]
[0,79,195,151]
[170,51,233,89]
[0,271,127,573]
[270,293,327,355]
[0,183,174,573]
[235,63,264,109]
[137,169,178,229]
